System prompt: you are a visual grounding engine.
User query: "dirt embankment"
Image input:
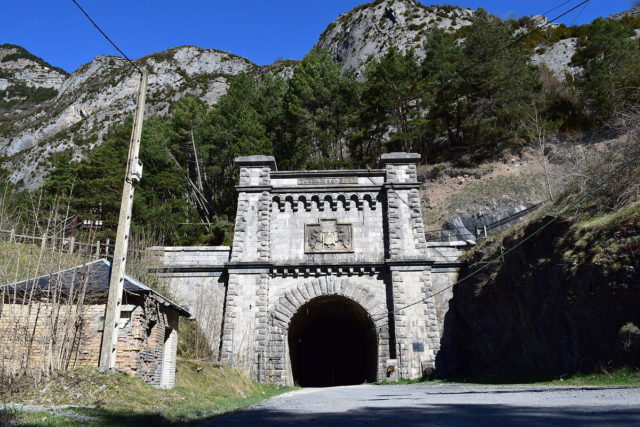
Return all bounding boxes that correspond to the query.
[436,203,640,379]
[419,147,567,232]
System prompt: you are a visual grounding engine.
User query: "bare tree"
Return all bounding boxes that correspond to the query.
[524,106,555,202]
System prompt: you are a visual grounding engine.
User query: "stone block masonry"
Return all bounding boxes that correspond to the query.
[152,153,466,386]
[0,294,181,388]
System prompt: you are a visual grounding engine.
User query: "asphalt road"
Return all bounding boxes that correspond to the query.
[206,383,640,426]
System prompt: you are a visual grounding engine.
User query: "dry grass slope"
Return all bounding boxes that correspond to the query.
[1,360,293,426]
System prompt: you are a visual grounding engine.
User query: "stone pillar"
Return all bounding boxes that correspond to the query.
[381,153,439,379]
[220,156,275,377]
[230,155,275,264]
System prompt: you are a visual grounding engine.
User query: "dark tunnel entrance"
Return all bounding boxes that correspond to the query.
[288,295,378,387]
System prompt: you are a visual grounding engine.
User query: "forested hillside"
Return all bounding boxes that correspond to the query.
[2,4,640,246]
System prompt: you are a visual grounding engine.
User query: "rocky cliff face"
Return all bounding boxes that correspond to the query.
[611,6,640,20]
[0,44,67,92]
[0,44,68,120]
[531,38,580,79]
[0,46,256,188]
[436,213,640,378]
[315,0,593,81]
[316,0,473,76]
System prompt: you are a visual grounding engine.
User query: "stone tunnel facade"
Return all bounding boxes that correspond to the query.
[150,153,467,386]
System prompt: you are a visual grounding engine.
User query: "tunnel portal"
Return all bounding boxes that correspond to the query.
[288,295,378,387]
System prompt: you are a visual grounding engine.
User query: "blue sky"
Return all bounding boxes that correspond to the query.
[0,1,634,73]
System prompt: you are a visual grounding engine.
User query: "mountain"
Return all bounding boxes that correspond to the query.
[611,6,640,20]
[316,0,473,76]
[0,46,267,188]
[0,44,68,117]
[0,1,478,189]
[2,1,639,189]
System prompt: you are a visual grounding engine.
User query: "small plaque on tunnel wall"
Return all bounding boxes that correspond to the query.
[305,219,353,253]
[412,342,424,352]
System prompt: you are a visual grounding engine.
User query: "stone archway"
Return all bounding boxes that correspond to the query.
[265,276,390,386]
[288,295,377,387]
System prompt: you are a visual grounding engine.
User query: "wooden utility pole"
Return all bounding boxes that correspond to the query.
[99,71,148,370]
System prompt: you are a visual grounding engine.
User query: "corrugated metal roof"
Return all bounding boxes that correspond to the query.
[0,259,191,317]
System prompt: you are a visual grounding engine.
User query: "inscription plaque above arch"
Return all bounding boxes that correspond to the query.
[305,219,353,253]
[299,177,358,185]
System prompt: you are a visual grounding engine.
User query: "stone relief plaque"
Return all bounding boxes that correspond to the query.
[305,219,353,253]
[298,177,358,185]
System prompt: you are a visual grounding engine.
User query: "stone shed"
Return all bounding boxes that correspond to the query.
[0,259,190,388]
[152,153,469,387]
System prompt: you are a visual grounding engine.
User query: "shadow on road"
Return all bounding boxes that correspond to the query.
[203,403,640,426]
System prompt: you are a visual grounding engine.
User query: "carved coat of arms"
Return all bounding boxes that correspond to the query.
[305,219,353,253]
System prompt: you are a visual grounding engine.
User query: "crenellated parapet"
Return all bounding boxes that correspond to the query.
[272,192,381,212]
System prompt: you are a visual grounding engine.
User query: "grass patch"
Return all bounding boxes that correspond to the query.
[573,201,640,232]
[1,360,294,426]
[376,367,640,387]
[0,241,89,285]
[452,367,640,387]
[544,367,640,386]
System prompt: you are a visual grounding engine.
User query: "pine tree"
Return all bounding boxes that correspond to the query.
[205,73,273,215]
[573,18,640,123]
[457,9,537,156]
[354,47,426,164]
[281,49,358,169]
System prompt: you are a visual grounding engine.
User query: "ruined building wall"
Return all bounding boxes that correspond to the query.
[114,296,180,388]
[0,303,105,372]
[0,295,180,388]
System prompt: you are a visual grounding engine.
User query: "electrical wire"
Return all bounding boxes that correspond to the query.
[66,0,601,318]
[455,0,592,78]
[570,0,591,26]
[540,0,576,18]
[70,0,143,74]
[376,147,640,317]
[371,0,599,319]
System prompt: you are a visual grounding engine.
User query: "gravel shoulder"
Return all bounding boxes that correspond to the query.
[205,383,640,426]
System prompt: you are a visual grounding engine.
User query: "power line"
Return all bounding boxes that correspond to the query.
[377,147,640,317]
[540,0,576,17]
[70,0,143,74]
[410,0,591,100]
[456,0,592,78]
[376,2,601,316]
[570,0,591,26]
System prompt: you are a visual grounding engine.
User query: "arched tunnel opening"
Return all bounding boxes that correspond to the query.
[288,295,378,387]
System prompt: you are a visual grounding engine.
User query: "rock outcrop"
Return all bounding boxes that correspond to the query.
[316,0,473,76]
[0,46,256,188]
[0,44,67,92]
[442,204,529,242]
[610,6,640,21]
[531,38,580,79]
